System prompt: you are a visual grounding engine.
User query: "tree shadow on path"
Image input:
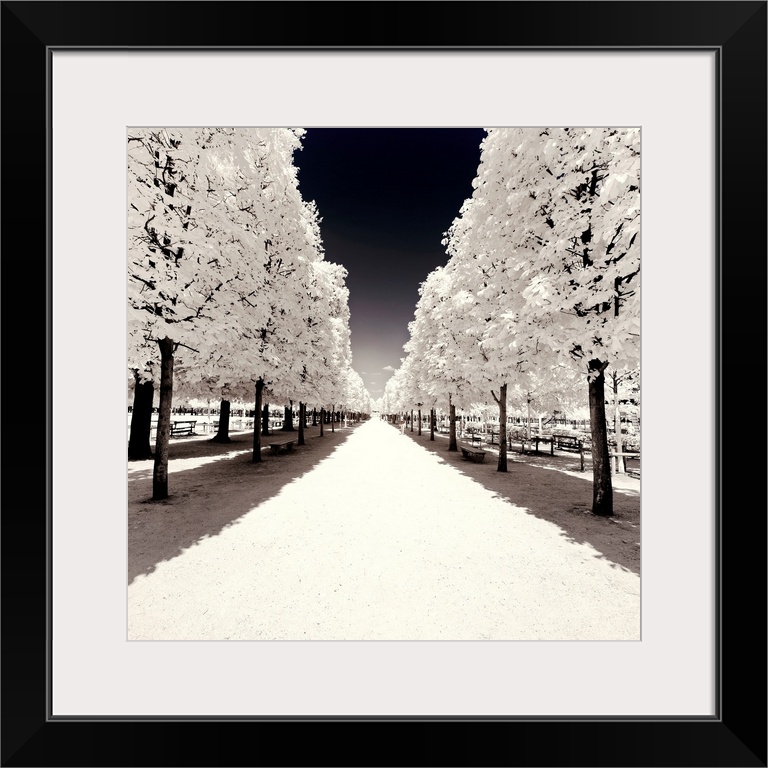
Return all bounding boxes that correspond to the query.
[403,429,640,575]
[128,424,358,584]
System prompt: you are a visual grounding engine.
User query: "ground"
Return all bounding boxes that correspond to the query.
[127,418,640,641]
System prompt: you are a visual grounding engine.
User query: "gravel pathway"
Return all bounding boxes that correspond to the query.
[128,419,640,640]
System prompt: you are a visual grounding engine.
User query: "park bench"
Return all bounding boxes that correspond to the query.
[170,420,197,437]
[460,446,486,463]
[269,440,294,455]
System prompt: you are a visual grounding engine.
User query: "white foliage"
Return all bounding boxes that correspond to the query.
[399,127,640,415]
[128,128,363,414]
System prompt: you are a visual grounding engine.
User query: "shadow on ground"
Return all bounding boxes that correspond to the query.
[401,427,640,575]
[128,424,358,584]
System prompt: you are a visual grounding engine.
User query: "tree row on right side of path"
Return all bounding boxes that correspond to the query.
[381,128,640,517]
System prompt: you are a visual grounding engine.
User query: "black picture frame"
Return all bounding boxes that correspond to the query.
[2,2,765,766]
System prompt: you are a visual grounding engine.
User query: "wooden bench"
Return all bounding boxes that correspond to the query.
[269,440,294,455]
[460,446,486,463]
[170,420,197,437]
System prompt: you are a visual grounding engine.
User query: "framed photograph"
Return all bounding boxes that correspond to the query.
[3,1,765,765]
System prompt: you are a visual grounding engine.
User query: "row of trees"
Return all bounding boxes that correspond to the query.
[378,128,640,516]
[127,128,370,499]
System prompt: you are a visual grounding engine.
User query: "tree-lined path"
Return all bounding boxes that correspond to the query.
[128,419,639,641]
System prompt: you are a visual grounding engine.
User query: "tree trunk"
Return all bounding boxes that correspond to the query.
[612,372,624,474]
[448,395,457,451]
[430,408,435,441]
[282,402,294,431]
[211,399,232,443]
[261,403,270,436]
[319,408,324,436]
[418,408,422,436]
[128,373,154,461]
[525,395,532,453]
[589,359,614,516]
[312,408,317,426]
[496,383,508,472]
[298,402,306,446]
[252,379,264,462]
[410,409,414,432]
[152,337,174,500]
[331,405,335,433]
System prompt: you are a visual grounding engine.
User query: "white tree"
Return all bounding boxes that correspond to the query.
[340,367,371,421]
[441,210,517,468]
[128,128,246,498]
[520,127,640,515]
[168,127,287,445]
[128,127,333,485]
[396,353,435,437]
[441,127,640,512]
[308,262,354,433]
[401,265,482,451]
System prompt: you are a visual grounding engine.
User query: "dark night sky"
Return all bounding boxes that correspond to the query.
[295,128,486,401]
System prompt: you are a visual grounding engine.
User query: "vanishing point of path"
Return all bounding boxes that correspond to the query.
[128,419,640,641]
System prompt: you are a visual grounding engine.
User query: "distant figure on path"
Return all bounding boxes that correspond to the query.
[400,420,406,435]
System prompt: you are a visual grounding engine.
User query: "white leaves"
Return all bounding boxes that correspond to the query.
[128,127,359,407]
[601,171,635,201]
[398,126,640,413]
